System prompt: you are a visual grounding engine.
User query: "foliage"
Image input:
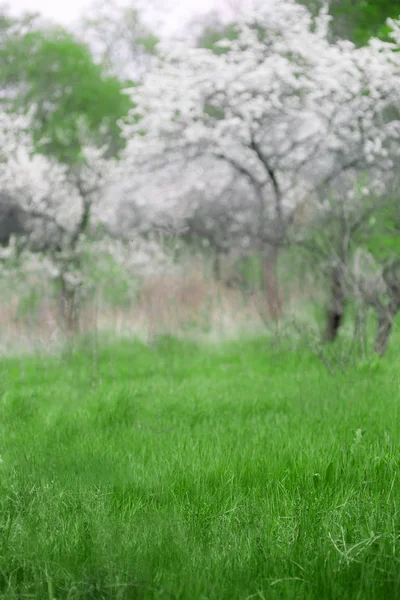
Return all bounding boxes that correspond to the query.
[80,242,134,308]
[298,0,400,45]
[0,23,132,164]
[363,201,400,262]
[329,0,400,45]
[197,21,239,54]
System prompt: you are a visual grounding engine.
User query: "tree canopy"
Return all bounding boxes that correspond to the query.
[194,0,400,49]
[298,0,400,45]
[0,18,132,164]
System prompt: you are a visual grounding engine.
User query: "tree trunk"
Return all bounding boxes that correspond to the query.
[324,262,345,342]
[374,309,393,356]
[262,246,282,321]
[59,276,80,335]
[374,300,400,357]
[373,260,400,356]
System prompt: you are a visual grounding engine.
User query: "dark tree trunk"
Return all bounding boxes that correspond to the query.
[374,309,393,356]
[373,262,400,356]
[262,246,282,321]
[374,300,400,356]
[59,275,80,335]
[324,262,345,342]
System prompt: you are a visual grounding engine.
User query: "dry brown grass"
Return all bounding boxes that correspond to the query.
[0,270,320,353]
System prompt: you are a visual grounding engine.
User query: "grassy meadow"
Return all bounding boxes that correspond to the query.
[0,334,399,599]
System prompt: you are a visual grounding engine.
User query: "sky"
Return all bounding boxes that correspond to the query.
[9,0,94,24]
[7,0,221,34]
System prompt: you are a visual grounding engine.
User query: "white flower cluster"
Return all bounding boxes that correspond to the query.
[0,109,113,235]
[120,0,400,229]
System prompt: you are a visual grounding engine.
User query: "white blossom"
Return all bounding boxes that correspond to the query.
[119,0,400,243]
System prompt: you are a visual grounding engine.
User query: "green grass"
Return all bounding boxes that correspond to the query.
[0,334,400,599]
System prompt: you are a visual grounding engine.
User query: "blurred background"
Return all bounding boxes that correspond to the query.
[1,0,400,357]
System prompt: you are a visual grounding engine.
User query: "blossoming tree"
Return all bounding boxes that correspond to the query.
[0,107,113,332]
[121,0,400,328]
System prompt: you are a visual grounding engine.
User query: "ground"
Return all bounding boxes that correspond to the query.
[0,335,399,599]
